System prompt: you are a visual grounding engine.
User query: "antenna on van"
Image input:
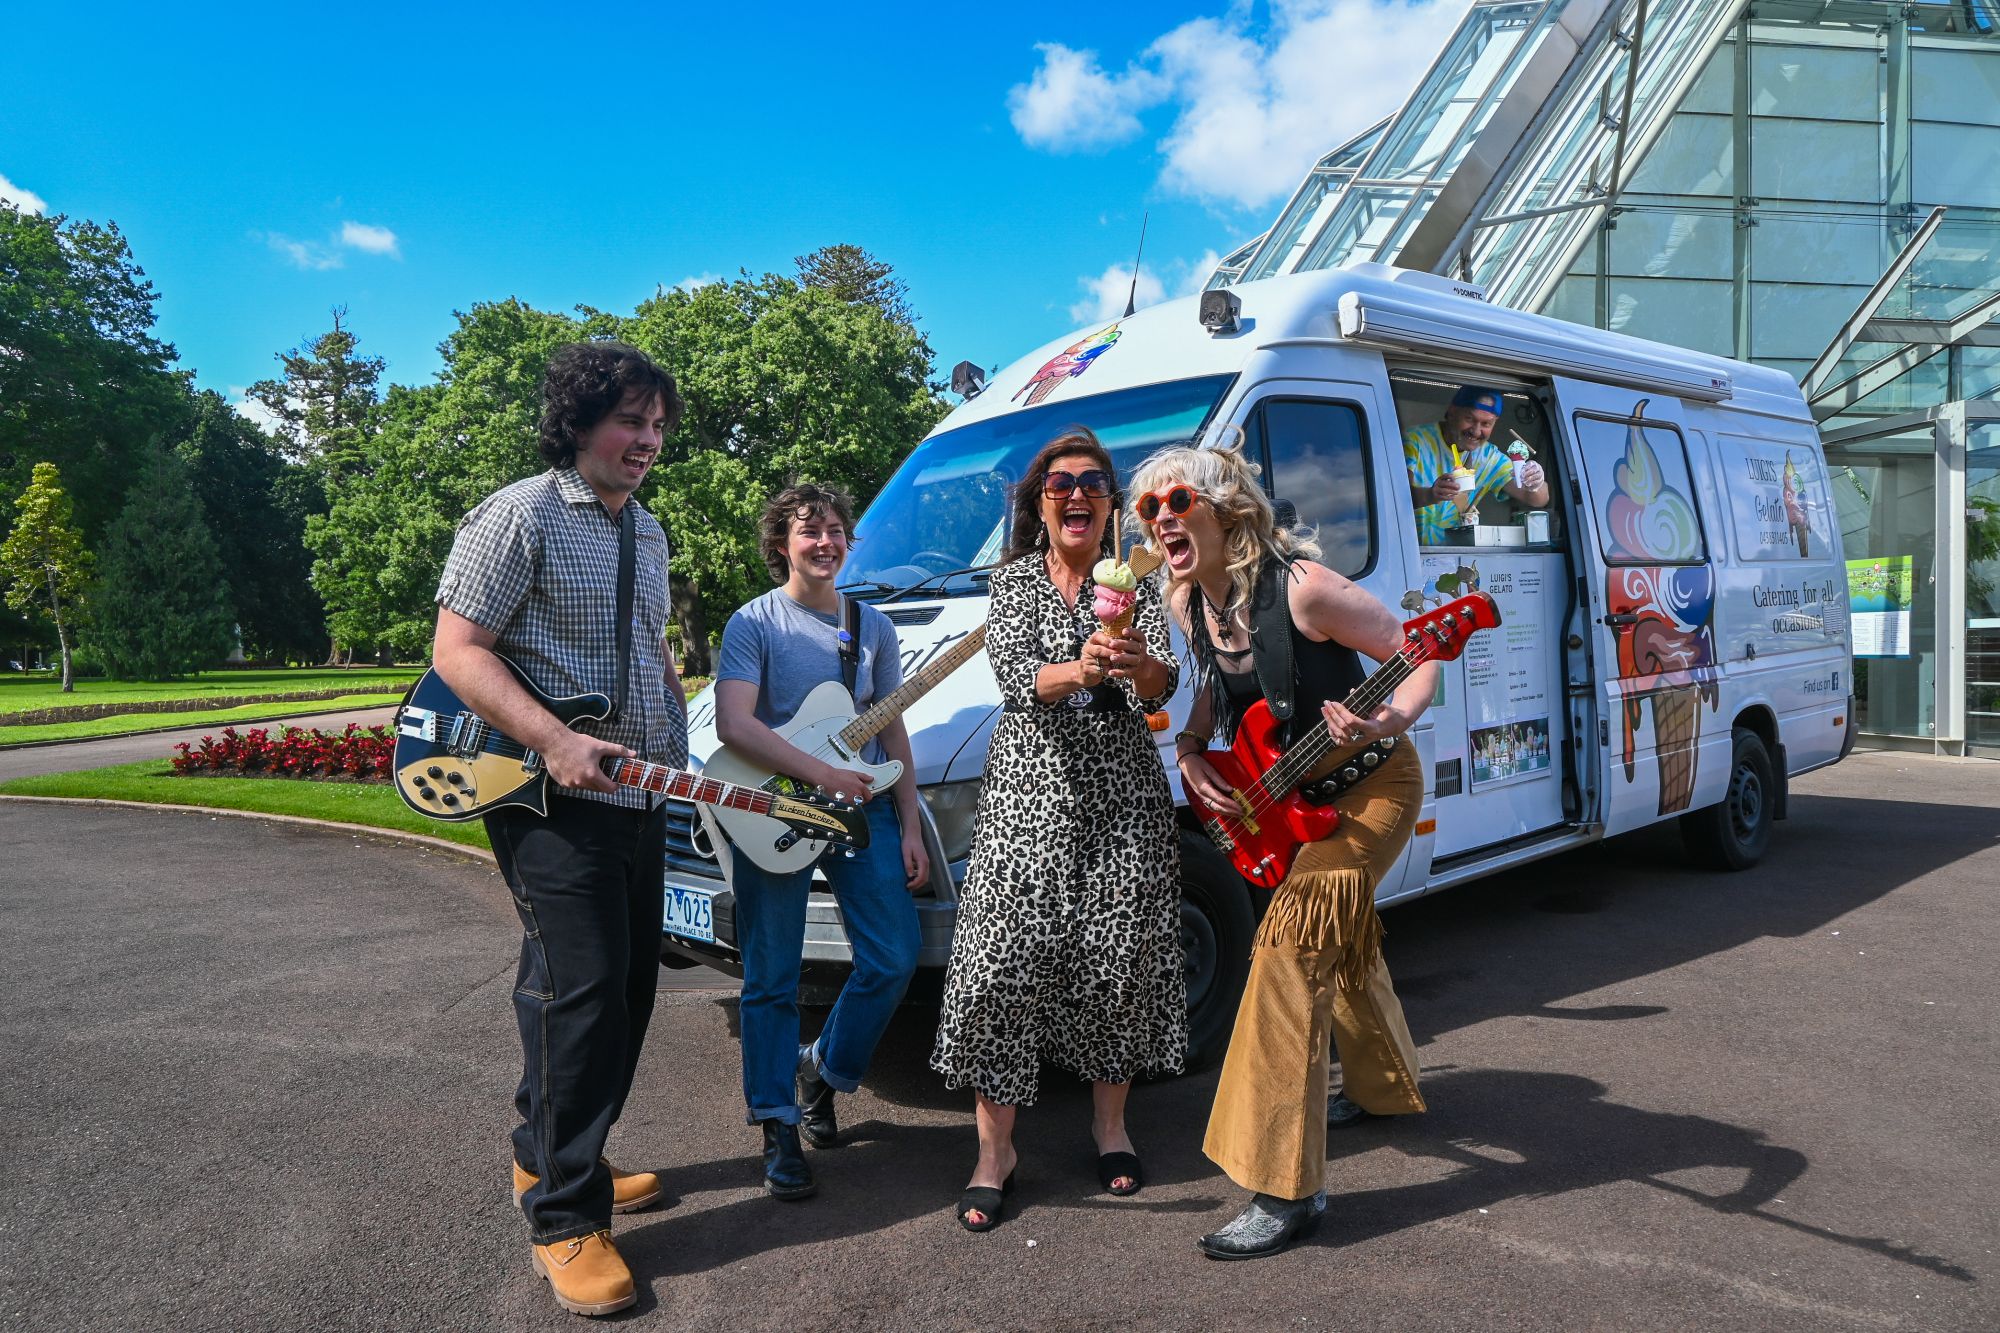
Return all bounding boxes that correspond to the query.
[1123,211,1150,319]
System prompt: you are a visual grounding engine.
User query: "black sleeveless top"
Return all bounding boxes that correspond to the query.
[1192,557,1365,748]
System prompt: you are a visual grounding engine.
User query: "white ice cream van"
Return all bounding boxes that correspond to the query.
[660,262,1856,1064]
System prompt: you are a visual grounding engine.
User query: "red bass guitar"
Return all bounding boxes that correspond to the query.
[1187,591,1501,887]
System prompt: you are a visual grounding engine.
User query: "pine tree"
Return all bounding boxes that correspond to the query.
[0,462,92,690]
[84,449,234,679]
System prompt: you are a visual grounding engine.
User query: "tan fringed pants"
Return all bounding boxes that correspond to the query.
[1203,741,1427,1200]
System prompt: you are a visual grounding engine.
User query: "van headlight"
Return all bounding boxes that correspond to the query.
[919,779,983,863]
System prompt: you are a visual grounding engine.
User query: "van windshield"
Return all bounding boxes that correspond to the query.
[846,374,1235,595]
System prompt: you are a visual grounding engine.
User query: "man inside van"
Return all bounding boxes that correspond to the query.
[1404,385,1549,544]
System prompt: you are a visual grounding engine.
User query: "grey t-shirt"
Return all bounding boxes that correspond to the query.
[716,589,903,765]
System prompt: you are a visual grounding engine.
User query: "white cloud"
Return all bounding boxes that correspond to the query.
[1013,0,1469,210]
[339,221,401,256]
[1069,263,1167,324]
[0,172,48,214]
[674,273,722,293]
[1008,43,1165,152]
[1178,249,1224,296]
[227,387,284,434]
[262,219,403,270]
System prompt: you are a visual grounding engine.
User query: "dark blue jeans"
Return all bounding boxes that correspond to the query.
[732,799,920,1124]
[485,793,667,1244]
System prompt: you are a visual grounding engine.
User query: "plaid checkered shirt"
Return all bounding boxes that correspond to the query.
[436,467,689,809]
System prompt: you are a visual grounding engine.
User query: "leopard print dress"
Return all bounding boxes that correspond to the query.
[929,554,1187,1106]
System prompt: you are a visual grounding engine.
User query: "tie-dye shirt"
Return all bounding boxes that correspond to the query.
[1403,422,1513,545]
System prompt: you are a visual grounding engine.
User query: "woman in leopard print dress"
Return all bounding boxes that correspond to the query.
[930,427,1186,1231]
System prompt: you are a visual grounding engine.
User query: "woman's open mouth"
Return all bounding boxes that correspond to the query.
[1160,531,1194,568]
[1060,505,1094,536]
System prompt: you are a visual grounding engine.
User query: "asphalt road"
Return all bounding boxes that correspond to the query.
[2,749,1995,1331]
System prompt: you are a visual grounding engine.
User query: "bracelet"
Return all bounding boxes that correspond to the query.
[1174,729,1211,756]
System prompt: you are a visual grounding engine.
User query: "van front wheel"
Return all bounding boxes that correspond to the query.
[1680,727,1774,871]
[1179,831,1256,1072]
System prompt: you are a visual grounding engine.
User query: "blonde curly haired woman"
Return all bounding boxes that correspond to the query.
[1128,439,1436,1261]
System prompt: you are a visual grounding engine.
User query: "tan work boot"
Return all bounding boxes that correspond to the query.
[531,1230,635,1317]
[513,1159,665,1214]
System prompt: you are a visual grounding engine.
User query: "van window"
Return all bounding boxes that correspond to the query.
[1245,397,1373,576]
[1387,372,1562,551]
[1572,411,1708,565]
[1718,434,1832,562]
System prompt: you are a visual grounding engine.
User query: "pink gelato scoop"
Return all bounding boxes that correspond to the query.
[1092,584,1137,624]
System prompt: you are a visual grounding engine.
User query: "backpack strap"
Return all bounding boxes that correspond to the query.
[838,595,861,696]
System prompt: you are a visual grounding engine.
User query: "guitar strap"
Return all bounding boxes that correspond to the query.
[608,501,636,723]
[838,595,861,696]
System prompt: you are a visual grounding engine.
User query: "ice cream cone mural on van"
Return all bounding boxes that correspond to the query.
[1013,324,1122,406]
[1602,403,1718,815]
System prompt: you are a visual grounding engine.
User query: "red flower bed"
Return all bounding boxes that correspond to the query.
[172,723,395,782]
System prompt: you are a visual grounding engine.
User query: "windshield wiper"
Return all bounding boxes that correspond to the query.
[886,564,996,602]
[836,579,902,600]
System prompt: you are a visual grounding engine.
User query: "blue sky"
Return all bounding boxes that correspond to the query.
[1,1,1455,412]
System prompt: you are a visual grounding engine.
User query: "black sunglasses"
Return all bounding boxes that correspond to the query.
[1043,468,1114,499]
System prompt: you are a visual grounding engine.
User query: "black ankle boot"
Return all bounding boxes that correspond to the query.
[1196,1191,1326,1260]
[761,1120,816,1200]
[796,1044,838,1149]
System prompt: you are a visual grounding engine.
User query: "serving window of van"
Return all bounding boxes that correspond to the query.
[1239,396,1374,577]
[1388,371,1562,551]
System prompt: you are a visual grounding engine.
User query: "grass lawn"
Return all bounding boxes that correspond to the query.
[0,693,409,746]
[0,668,421,715]
[0,758,492,852]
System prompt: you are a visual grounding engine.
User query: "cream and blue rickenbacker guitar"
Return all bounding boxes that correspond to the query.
[392,657,869,854]
[702,621,989,872]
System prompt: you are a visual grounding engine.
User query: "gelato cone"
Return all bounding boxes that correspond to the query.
[1092,557,1138,635]
[1651,687,1701,815]
[1506,437,1532,489]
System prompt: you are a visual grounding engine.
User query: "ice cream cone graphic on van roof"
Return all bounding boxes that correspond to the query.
[1013,324,1122,406]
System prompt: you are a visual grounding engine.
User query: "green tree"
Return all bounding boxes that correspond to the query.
[0,462,92,690]
[795,243,917,331]
[0,206,185,542]
[85,449,234,678]
[176,390,327,662]
[245,306,384,473]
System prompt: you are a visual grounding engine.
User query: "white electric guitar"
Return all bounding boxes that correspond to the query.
[702,622,990,872]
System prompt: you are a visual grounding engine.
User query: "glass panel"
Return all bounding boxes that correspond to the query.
[1748,282,1874,360]
[1260,399,1374,577]
[1752,212,1889,285]
[1968,423,2000,750]
[1572,412,1708,565]
[1827,433,1937,738]
[1913,49,2000,126]
[1544,274,1597,326]
[1751,119,1881,202]
[1680,41,1735,115]
[1958,347,2000,401]
[1606,277,1734,356]
[1750,44,1878,121]
[1912,125,2000,209]
[1626,114,1734,196]
[1608,208,1733,280]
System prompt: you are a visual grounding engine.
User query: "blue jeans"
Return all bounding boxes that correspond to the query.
[732,798,919,1123]
[485,794,668,1244]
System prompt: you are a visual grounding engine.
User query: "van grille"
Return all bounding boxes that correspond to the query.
[663,798,724,882]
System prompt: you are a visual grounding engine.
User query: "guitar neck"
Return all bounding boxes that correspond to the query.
[606,758,777,814]
[1256,649,1418,799]
[841,623,989,749]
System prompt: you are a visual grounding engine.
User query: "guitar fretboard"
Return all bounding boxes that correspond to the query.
[840,623,989,749]
[606,759,778,813]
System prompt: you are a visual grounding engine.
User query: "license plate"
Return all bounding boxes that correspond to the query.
[663,885,715,944]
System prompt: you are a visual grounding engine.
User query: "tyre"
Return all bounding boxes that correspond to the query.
[1680,727,1775,871]
[1178,830,1257,1072]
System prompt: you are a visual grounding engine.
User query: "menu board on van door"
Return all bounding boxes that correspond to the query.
[1722,437,1831,561]
[1848,554,1914,658]
[1419,553,1552,790]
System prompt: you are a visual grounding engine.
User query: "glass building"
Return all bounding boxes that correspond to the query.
[1214,0,2000,757]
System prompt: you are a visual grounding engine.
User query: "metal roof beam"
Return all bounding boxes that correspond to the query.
[1801,204,1948,396]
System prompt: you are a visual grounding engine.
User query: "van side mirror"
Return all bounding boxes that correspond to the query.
[950,361,987,399]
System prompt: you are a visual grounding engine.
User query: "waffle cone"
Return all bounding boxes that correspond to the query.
[1652,688,1701,815]
[1099,608,1134,637]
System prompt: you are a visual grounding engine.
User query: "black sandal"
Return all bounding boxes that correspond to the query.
[955,1172,1016,1232]
[1097,1151,1143,1197]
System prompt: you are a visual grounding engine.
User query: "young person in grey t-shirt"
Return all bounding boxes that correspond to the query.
[713,483,927,1200]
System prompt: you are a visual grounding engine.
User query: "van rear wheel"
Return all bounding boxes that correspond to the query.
[1680,727,1774,871]
[1179,831,1256,1072]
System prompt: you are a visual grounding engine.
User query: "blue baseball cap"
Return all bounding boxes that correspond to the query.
[1450,386,1504,415]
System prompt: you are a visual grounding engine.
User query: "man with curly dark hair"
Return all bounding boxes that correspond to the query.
[431,340,689,1317]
